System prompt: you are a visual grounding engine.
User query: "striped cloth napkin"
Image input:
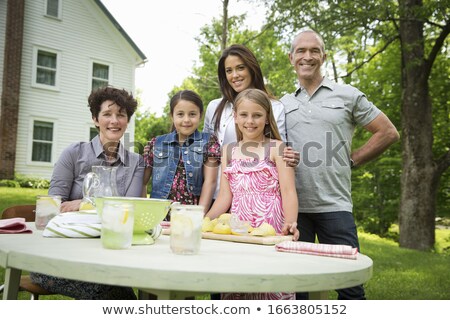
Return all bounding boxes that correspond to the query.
[0,217,32,234]
[275,241,358,260]
[43,212,101,238]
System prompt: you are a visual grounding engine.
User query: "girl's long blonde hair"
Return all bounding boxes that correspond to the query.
[233,88,281,142]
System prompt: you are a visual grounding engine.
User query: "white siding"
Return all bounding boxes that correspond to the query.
[14,0,143,179]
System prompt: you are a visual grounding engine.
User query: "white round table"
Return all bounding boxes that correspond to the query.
[1,223,372,299]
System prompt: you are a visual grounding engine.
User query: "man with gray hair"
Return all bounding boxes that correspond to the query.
[281,29,399,299]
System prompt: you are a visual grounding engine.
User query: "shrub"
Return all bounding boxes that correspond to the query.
[0,179,20,188]
[14,175,50,189]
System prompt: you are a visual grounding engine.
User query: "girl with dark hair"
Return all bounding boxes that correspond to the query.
[142,90,220,216]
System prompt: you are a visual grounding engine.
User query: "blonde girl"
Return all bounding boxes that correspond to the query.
[206,88,298,300]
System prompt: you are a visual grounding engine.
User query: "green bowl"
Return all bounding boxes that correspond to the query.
[95,197,172,245]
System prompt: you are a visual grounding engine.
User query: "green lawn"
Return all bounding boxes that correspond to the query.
[0,187,47,210]
[356,232,449,299]
[1,187,449,300]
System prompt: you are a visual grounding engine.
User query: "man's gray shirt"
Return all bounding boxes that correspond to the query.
[281,77,381,213]
[49,135,144,201]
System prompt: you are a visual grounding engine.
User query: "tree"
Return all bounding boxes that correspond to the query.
[262,0,450,250]
[135,77,205,146]
[397,0,450,249]
[221,0,230,50]
[134,109,170,154]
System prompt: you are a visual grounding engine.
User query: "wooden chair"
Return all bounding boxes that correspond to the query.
[1,205,36,221]
[0,204,56,300]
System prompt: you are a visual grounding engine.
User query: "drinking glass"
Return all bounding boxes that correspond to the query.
[101,201,134,249]
[35,195,61,230]
[170,205,204,255]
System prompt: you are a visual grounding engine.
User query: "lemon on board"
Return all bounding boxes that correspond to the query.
[210,218,218,228]
[202,217,214,232]
[217,213,232,224]
[212,222,232,235]
[171,215,193,236]
[250,222,276,237]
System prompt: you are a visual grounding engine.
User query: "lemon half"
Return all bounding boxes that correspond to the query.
[212,222,232,235]
[250,222,276,236]
[202,217,214,232]
[171,215,193,236]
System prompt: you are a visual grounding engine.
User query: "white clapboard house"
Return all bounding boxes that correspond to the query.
[0,0,146,180]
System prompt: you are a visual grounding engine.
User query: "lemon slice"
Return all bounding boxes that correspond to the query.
[171,215,193,236]
[122,208,129,224]
[37,196,59,207]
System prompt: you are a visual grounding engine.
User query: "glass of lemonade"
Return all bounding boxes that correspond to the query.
[170,205,204,255]
[101,201,134,249]
[35,195,62,230]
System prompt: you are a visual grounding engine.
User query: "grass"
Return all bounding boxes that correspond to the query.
[0,187,47,209]
[1,187,449,300]
[357,232,449,299]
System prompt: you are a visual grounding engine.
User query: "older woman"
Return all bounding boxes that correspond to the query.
[50,86,144,212]
[30,86,143,299]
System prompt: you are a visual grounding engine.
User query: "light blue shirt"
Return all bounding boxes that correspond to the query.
[281,77,381,213]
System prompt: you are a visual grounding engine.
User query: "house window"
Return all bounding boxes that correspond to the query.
[33,48,60,89]
[46,0,61,18]
[90,127,98,141]
[32,121,54,162]
[92,63,109,91]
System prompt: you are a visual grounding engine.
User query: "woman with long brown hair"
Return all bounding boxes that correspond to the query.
[203,44,286,201]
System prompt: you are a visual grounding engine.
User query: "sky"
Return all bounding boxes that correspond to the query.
[101,0,264,116]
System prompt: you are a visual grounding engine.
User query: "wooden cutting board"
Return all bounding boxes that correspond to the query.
[161,228,293,245]
[202,232,293,245]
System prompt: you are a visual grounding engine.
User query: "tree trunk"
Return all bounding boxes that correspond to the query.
[221,0,229,51]
[398,0,436,250]
[0,0,25,179]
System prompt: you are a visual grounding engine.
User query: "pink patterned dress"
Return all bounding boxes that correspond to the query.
[221,146,294,300]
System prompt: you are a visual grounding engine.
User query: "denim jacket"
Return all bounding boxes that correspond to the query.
[150,130,211,199]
